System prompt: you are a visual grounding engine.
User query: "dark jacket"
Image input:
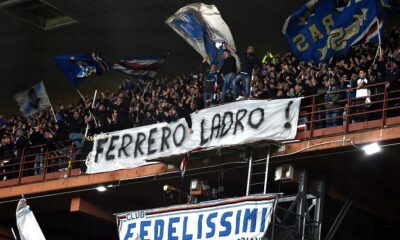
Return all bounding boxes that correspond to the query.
[178,104,194,129]
[29,131,46,146]
[220,56,237,75]
[15,136,29,150]
[387,68,400,89]
[110,95,132,129]
[141,116,156,126]
[92,108,112,132]
[324,85,342,109]
[241,53,259,74]
[204,72,217,93]
[0,143,14,160]
[68,117,84,133]
[54,123,69,143]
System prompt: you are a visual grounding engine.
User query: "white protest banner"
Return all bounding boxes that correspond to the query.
[85,119,189,174]
[190,98,300,148]
[85,98,301,174]
[116,194,277,240]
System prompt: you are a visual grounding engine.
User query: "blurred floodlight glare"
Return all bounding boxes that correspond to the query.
[362,143,381,155]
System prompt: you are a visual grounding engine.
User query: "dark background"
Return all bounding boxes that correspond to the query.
[0,0,399,115]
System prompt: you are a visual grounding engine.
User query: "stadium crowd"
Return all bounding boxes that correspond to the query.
[1,27,400,179]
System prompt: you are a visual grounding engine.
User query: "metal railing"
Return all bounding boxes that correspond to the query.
[0,140,82,187]
[296,81,400,138]
[1,81,400,188]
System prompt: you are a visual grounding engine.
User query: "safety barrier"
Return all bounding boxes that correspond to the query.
[0,141,82,188]
[296,81,400,139]
[1,81,400,188]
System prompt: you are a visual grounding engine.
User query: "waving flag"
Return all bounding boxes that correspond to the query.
[14,81,51,116]
[282,0,391,63]
[113,54,167,81]
[16,197,46,240]
[166,3,240,70]
[53,52,111,88]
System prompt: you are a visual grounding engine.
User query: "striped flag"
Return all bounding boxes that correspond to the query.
[359,17,384,44]
[180,152,189,179]
[113,55,167,81]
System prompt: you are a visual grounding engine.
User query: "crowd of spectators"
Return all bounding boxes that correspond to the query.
[1,27,400,179]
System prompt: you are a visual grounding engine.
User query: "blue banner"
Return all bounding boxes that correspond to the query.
[282,0,392,63]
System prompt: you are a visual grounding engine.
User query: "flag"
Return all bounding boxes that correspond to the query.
[14,81,51,117]
[282,0,390,63]
[180,152,189,179]
[166,3,240,70]
[53,52,111,88]
[113,54,167,81]
[16,197,46,240]
[358,17,384,44]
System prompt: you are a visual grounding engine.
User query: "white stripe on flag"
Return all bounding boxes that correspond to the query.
[124,59,159,65]
[16,198,46,240]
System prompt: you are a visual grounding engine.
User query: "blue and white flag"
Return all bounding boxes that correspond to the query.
[53,52,111,88]
[282,0,392,63]
[16,197,46,240]
[113,55,167,82]
[14,81,51,117]
[166,3,240,70]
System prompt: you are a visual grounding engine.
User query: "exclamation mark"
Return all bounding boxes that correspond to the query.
[284,101,293,129]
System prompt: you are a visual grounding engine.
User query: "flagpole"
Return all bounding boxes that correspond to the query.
[84,90,98,137]
[41,81,58,123]
[75,88,87,104]
[377,18,382,56]
[373,18,382,65]
[11,227,18,240]
[91,90,98,126]
[49,104,58,123]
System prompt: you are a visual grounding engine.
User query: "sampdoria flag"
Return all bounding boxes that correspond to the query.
[13,81,51,117]
[16,197,46,240]
[166,3,240,70]
[53,52,111,88]
[282,0,391,63]
[113,54,167,82]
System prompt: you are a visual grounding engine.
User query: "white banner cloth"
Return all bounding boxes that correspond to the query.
[86,98,301,174]
[16,198,46,240]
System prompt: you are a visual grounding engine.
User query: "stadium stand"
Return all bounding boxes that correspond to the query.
[0,26,399,181]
